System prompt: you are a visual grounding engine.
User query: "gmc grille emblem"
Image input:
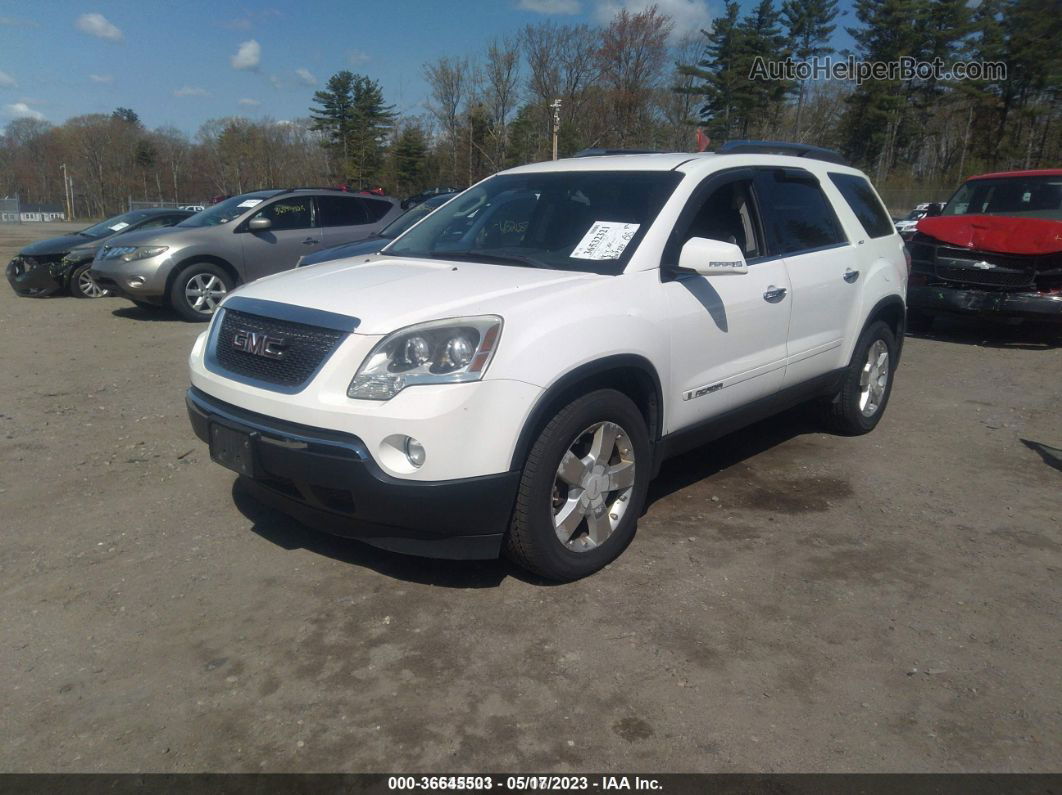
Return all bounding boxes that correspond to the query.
[232,329,288,359]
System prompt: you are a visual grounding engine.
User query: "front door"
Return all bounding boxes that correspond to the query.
[240,196,322,281]
[661,172,791,432]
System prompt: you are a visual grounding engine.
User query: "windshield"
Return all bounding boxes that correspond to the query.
[942,176,1062,220]
[177,192,273,228]
[385,171,682,275]
[381,195,451,238]
[902,209,925,221]
[80,211,152,238]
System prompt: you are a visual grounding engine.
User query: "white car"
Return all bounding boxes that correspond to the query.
[186,145,908,580]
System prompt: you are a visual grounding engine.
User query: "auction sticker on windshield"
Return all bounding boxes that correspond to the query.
[570,221,639,260]
[109,222,130,231]
[237,199,263,209]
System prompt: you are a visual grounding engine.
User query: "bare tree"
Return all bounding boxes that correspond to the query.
[423,56,468,182]
[484,36,522,166]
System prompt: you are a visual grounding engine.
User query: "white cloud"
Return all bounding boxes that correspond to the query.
[89,73,113,84]
[238,97,261,106]
[230,39,261,70]
[518,0,582,13]
[0,70,16,88]
[3,102,44,120]
[594,0,710,38]
[174,85,210,97]
[75,12,123,42]
[348,50,371,66]
[295,67,317,86]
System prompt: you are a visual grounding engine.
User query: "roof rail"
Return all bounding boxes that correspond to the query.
[717,140,848,166]
[572,148,666,158]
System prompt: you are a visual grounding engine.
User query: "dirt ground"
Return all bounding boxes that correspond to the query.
[1,222,1059,773]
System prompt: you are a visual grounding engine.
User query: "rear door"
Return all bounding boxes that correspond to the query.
[239,196,321,281]
[753,168,858,387]
[318,195,392,246]
[661,169,792,431]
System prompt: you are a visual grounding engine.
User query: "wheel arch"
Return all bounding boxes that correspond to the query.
[864,294,907,363]
[165,254,240,299]
[508,354,664,472]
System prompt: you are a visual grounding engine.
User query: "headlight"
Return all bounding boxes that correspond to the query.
[347,316,502,400]
[103,245,168,262]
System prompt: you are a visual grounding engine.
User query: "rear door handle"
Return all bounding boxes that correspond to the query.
[763,286,787,302]
[302,237,319,245]
[843,268,860,283]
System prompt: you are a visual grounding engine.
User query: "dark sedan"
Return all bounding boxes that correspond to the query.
[296,192,455,268]
[6,208,194,298]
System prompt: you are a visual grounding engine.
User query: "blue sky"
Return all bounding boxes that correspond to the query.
[1,0,856,134]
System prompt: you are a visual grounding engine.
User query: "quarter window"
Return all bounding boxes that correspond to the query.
[757,170,847,254]
[317,196,368,227]
[828,173,894,238]
[360,198,393,223]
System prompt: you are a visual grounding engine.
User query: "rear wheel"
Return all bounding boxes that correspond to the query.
[505,389,650,581]
[169,263,232,322]
[68,263,108,298]
[822,320,897,436]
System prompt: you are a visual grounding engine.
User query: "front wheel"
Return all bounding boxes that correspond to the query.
[68,263,109,298]
[505,389,651,581]
[169,263,233,322]
[822,320,898,435]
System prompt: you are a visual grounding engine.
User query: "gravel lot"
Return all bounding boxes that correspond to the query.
[1,222,1059,773]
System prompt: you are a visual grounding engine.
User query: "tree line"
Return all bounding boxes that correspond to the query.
[1,1,1058,219]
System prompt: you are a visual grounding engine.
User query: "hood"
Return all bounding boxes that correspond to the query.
[96,227,177,248]
[230,255,599,335]
[916,215,1062,255]
[20,233,93,258]
[301,236,387,266]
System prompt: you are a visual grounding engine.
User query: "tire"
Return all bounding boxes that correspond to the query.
[906,309,934,334]
[822,320,898,436]
[504,389,651,581]
[68,263,108,298]
[169,263,233,322]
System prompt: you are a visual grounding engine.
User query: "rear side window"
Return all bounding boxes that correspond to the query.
[317,196,368,227]
[360,198,393,223]
[756,170,847,254]
[829,173,894,238]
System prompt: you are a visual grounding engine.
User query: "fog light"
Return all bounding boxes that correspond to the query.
[128,276,145,289]
[404,437,426,468]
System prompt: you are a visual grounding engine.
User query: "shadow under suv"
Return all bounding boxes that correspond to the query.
[91,188,401,321]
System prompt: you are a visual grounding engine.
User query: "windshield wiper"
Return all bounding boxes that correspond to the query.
[430,250,550,269]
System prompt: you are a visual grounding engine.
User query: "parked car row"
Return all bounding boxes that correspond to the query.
[894,202,943,237]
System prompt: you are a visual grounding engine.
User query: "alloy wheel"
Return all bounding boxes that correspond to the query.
[859,339,889,417]
[551,421,636,552]
[185,273,227,314]
[77,269,107,298]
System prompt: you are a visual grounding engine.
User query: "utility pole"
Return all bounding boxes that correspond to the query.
[60,163,73,221]
[550,99,562,161]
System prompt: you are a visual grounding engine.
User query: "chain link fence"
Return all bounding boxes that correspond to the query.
[129,199,205,212]
[0,197,21,223]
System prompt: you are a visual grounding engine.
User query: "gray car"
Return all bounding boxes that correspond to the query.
[90,188,401,321]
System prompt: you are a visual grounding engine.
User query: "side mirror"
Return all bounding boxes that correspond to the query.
[924,203,943,217]
[248,216,272,232]
[678,237,748,276]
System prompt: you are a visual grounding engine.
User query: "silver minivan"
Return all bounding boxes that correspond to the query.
[91,188,401,321]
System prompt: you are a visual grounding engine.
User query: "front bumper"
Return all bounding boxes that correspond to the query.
[186,387,520,559]
[6,256,66,295]
[908,284,1062,322]
[90,254,171,300]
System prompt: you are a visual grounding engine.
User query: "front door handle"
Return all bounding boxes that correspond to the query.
[843,268,860,283]
[763,285,787,302]
[302,237,319,245]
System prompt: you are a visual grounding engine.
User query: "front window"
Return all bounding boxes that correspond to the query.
[942,176,1062,220]
[385,171,682,275]
[178,192,273,228]
[80,211,151,238]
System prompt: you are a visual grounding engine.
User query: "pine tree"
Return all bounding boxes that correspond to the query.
[310,72,393,185]
[781,0,839,137]
[391,126,428,195]
[739,0,791,137]
[675,1,745,142]
[310,71,357,181]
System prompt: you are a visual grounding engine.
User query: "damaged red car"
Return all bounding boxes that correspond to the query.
[906,169,1062,332]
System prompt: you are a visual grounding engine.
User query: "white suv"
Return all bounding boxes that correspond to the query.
[186,145,908,580]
